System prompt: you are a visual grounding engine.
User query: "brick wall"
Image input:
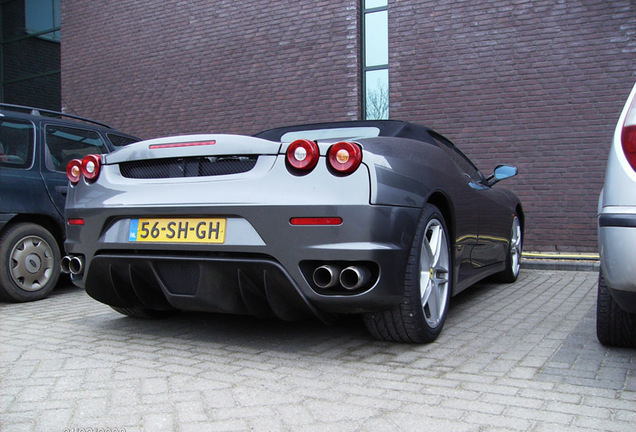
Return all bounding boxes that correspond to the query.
[390,0,635,252]
[61,1,635,252]
[61,0,360,137]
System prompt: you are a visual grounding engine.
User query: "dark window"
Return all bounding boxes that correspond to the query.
[25,0,60,42]
[44,125,108,172]
[107,133,139,148]
[1,0,61,109]
[0,118,35,169]
[430,131,484,182]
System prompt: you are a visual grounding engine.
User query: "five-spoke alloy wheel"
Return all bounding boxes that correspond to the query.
[419,217,450,329]
[364,204,452,343]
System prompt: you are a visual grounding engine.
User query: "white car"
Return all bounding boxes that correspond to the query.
[597,82,636,347]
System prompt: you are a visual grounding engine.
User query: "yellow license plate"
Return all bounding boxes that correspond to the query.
[129,218,226,244]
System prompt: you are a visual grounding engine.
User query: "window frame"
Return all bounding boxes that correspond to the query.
[362,0,389,120]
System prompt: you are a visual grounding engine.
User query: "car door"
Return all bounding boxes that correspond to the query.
[428,132,482,282]
[446,146,511,269]
[470,180,514,268]
[0,117,55,220]
[430,132,510,270]
[39,122,110,217]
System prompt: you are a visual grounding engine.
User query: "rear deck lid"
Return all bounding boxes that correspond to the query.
[103,134,281,164]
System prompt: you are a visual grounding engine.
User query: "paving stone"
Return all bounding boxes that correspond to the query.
[505,405,575,425]
[1,269,634,431]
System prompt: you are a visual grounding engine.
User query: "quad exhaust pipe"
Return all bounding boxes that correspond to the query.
[312,265,340,289]
[312,264,372,291]
[61,255,85,275]
[339,266,371,291]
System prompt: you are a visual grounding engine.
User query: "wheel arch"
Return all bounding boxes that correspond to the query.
[426,191,455,247]
[516,203,525,229]
[0,214,65,250]
[515,202,525,248]
[426,191,457,293]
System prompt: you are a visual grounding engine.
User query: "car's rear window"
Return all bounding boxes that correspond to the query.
[255,120,433,143]
[44,124,109,172]
[0,118,35,169]
[281,127,380,143]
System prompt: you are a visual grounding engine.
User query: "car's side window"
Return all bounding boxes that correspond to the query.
[0,118,35,169]
[107,133,139,147]
[429,131,484,182]
[44,124,108,172]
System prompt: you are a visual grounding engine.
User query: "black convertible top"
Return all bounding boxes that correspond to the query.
[254,120,434,143]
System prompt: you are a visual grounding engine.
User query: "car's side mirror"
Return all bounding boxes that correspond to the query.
[487,164,518,186]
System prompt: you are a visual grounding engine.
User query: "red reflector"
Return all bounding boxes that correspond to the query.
[149,140,216,149]
[67,218,85,226]
[290,217,343,226]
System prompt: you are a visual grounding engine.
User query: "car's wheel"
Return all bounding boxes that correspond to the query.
[494,214,522,283]
[363,203,452,343]
[596,272,636,348]
[0,223,61,302]
[110,306,179,319]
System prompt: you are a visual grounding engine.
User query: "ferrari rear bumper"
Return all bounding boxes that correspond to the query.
[83,254,324,321]
[66,204,421,318]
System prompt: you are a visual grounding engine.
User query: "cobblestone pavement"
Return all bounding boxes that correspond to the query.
[1,269,635,432]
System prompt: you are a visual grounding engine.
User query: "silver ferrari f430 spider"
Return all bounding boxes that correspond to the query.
[63,120,522,343]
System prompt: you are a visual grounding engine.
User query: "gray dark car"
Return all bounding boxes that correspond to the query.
[0,104,139,302]
[597,83,636,348]
[63,120,522,343]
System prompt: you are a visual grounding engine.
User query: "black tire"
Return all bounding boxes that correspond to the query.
[494,214,522,283]
[0,223,61,302]
[363,204,452,343]
[111,306,179,319]
[596,272,636,348]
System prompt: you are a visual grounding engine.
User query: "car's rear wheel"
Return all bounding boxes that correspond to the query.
[111,306,179,319]
[363,203,451,343]
[596,272,636,348]
[494,214,522,283]
[0,223,61,302]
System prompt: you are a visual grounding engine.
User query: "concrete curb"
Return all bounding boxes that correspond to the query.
[521,258,600,272]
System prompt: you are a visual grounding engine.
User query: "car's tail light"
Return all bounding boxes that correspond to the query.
[66,159,83,185]
[81,154,102,183]
[328,142,362,174]
[286,139,319,172]
[622,95,636,172]
[149,140,216,149]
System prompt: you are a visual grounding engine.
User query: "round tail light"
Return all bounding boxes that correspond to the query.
[66,159,83,185]
[623,126,636,171]
[286,139,319,172]
[328,142,362,174]
[621,89,636,172]
[81,154,102,182]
